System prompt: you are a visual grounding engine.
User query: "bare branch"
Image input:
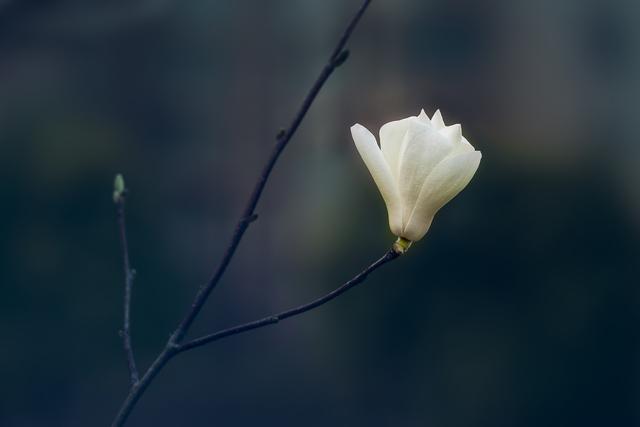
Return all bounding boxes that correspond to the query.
[114,174,139,387]
[112,246,398,427]
[170,0,374,345]
[111,1,374,425]
[178,249,399,353]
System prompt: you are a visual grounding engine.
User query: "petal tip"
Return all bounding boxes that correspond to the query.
[350,123,372,138]
[431,109,445,129]
[417,109,430,123]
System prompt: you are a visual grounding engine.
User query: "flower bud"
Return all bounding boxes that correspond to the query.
[351,109,481,243]
[113,174,126,204]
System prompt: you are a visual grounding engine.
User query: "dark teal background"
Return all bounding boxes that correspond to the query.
[0,0,638,426]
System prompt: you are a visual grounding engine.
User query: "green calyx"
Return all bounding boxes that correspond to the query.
[392,237,412,254]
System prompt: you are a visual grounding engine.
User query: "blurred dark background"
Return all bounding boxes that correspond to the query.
[1,0,639,426]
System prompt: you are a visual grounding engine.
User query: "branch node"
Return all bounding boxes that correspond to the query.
[243,213,258,224]
[333,49,350,67]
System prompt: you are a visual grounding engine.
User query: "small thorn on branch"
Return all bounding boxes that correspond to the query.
[242,213,258,224]
[276,128,287,140]
[333,49,350,67]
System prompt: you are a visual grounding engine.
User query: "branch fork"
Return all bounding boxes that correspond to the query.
[111,1,381,425]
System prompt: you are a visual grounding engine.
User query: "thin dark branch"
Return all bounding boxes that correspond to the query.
[110,345,177,427]
[111,1,373,425]
[112,247,398,427]
[179,249,399,353]
[115,190,139,387]
[171,0,373,345]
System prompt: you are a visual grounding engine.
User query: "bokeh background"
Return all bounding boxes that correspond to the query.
[1,0,639,426]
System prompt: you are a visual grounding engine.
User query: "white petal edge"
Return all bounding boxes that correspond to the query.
[351,124,404,236]
[402,150,482,241]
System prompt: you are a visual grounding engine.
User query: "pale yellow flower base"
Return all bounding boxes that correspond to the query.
[392,237,413,254]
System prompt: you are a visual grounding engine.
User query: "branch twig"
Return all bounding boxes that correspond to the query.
[112,247,398,427]
[111,1,374,425]
[179,249,399,353]
[171,0,373,345]
[113,174,139,387]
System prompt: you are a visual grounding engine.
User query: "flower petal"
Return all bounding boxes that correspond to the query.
[431,109,445,130]
[457,135,475,154]
[439,123,462,145]
[379,117,413,179]
[403,150,481,241]
[351,124,403,236]
[397,120,456,227]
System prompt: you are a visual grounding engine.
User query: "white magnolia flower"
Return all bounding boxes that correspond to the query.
[351,109,481,249]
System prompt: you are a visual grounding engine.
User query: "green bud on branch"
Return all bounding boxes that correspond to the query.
[113,174,126,204]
